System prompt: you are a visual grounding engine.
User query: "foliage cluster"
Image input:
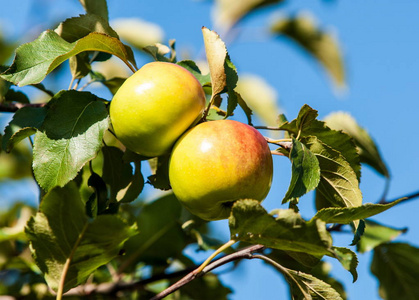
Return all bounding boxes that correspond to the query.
[0,1,418,299]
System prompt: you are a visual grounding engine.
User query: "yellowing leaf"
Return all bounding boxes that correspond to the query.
[202,27,228,96]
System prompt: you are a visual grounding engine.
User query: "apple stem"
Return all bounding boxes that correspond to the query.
[194,239,237,274]
[202,94,218,121]
[271,150,286,156]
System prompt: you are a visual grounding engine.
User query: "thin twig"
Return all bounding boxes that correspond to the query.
[380,190,419,205]
[254,125,283,131]
[150,244,265,300]
[0,102,47,113]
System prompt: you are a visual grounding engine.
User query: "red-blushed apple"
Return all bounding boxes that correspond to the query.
[169,119,273,221]
[110,61,206,157]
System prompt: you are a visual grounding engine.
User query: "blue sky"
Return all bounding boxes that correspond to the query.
[1,1,419,299]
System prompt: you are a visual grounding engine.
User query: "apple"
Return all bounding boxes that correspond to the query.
[169,119,273,221]
[109,61,206,157]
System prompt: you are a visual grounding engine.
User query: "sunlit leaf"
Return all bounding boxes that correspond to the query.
[32,90,109,191]
[280,105,361,180]
[55,14,118,42]
[229,199,333,256]
[202,27,240,118]
[302,136,362,211]
[357,220,407,253]
[313,199,403,224]
[283,138,320,203]
[324,111,389,178]
[332,247,358,282]
[1,31,136,86]
[202,27,229,96]
[310,261,347,299]
[284,268,344,300]
[271,13,345,87]
[372,243,419,300]
[25,183,137,292]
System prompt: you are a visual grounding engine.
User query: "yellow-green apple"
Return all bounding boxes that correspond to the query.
[169,119,273,221]
[110,61,206,157]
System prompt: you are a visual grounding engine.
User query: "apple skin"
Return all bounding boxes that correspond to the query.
[110,62,206,157]
[169,119,273,221]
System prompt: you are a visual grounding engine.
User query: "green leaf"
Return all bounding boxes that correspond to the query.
[372,243,419,300]
[214,0,284,31]
[86,171,108,218]
[55,14,118,43]
[236,92,253,125]
[101,77,126,95]
[177,60,212,87]
[302,136,362,211]
[310,261,347,299]
[324,111,390,178]
[2,89,30,104]
[225,56,239,118]
[119,161,144,203]
[32,90,109,191]
[267,249,322,271]
[350,219,365,246]
[313,199,404,224]
[357,220,407,253]
[2,106,47,152]
[284,268,344,300]
[332,247,358,282]
[102,146,133,202]
[143,42,174,63]
[147,154,171,190]
[271,13,345,87]
[280,105,361,180]
[0,203,34,243]
[79,0,109,21]
[122,194,186,267]
[1,31,136,86]
[25,183,137,292]
[229,199,333,256]
[283,138,320,203]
